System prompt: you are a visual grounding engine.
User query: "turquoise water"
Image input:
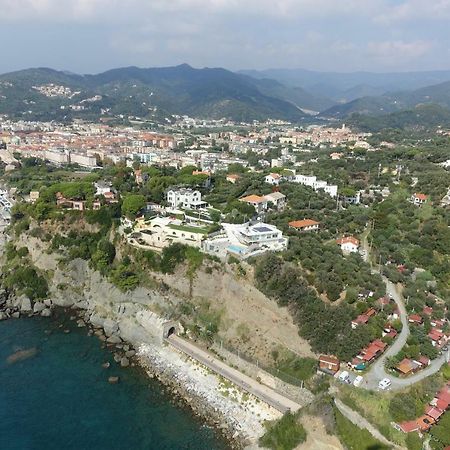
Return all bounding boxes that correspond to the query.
[0,312,230,450]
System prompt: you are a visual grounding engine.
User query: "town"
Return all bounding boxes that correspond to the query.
[1,113,450,450]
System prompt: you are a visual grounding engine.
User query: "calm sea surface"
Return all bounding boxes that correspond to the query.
[0,312,230,450]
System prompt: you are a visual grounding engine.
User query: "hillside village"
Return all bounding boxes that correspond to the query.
[1,114,450,450]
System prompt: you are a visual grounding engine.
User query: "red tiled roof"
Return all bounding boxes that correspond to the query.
[425,405,444,421]
[413,193,428,201]
[336,236,360,246]
[289,219,320,228]
[409,314,423,323]
[398,421,419,433]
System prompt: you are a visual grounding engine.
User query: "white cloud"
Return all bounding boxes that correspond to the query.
[375,0,450,24]
[366,40,433,65]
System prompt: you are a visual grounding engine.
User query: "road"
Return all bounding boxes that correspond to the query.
[166,334,302,413]
[334,398,404,449]
[361,230,449,391]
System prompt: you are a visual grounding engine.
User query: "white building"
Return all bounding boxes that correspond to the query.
[131,216,207,249]
[203,222,288,259]
[410,193,428,206]
[166,188,208,210]
[70,152,97,168]
[336,236,360,253]
[264,192,286,211]
[265,173,282,185]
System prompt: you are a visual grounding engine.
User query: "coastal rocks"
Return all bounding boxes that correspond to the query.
[44,299,53,308]
[41,308,52,317]
[6,348,38,364]
[74,300,88,310]
[33,302,46,313]
[103,319,119,337]
[19,296,32,313]
[90,314,106,329]
[120,357,130,368]
[106,335,122,344]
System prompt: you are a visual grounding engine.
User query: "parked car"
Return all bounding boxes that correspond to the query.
[379,378,391,390]
[338,371,350,383]
[353,375,364,387]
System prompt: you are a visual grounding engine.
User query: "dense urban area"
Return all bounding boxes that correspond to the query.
[1,105,449,450]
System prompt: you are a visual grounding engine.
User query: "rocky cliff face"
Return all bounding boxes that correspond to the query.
[13,231,314,361]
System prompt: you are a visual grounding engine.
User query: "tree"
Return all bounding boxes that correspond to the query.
[121,194,146,219]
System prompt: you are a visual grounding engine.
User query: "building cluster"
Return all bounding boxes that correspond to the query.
[279,124,370,148]
[264,171,338,198]
[395,381,450,434]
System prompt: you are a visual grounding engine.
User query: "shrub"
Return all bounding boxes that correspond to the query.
[259,413,306,450]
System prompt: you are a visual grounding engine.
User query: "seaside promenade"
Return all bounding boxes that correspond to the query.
[166,334,302,414]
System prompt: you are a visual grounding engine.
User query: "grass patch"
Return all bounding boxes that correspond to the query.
[259,412,306,450]
[334,407,390,450]
[167,224,209,234]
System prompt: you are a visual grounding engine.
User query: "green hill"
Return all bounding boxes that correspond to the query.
[0,65,311,122]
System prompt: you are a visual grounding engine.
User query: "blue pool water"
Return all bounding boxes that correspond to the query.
[0,313,230,450]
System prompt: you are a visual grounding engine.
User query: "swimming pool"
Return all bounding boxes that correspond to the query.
[227,244,247,254]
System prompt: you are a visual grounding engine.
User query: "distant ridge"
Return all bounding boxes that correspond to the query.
[0,64,327,122]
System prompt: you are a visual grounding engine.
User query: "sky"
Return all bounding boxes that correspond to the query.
[0,0,449,74]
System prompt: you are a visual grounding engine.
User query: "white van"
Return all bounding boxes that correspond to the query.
[339,371,350,383]
[378,378,392,390]
[353,375,364,387]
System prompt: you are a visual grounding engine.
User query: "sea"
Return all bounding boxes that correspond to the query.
[0,311,230,450]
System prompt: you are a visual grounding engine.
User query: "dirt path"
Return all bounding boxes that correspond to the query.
[334,398,404,449]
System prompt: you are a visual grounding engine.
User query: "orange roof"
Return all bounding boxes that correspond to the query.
[398,421,419,433]
[289,219,320,228]
[413,193,428,200]
[396,358,414,374]
[336,236,360,246]
[319,355,340,366]
[416,415,435,431]
[240,194,266,203]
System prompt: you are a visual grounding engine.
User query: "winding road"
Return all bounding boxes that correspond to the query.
[361,232,449,391]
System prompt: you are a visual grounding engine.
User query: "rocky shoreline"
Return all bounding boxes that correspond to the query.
[0,291,262,449]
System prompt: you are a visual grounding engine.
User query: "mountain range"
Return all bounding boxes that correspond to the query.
[240,68,450,103]
[0,65,313,123]
[2,64,450,129]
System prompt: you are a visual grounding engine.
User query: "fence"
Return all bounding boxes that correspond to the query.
[214,339,305,388]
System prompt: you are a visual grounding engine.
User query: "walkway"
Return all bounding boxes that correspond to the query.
[334,398,405,449]
[166,334,302,413]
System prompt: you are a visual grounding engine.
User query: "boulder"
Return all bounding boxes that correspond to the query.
[90,314,106,329]
[41,308,52,317]
[33,302,46,313]
[19,296,32,313]
[12,311,20,318]
[103,319,119,337]
[125,350,136,358]
[120,357,130,368]
[106,335,122,344]
[0,312,6,321]
[75,300,88,310]
[108,376,119,384]
[43,299,53,307]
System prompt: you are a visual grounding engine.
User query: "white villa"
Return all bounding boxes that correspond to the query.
[203,221,288,259]
[129,216,208,249]
[263,170,338,198]
[166,188,208,210]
